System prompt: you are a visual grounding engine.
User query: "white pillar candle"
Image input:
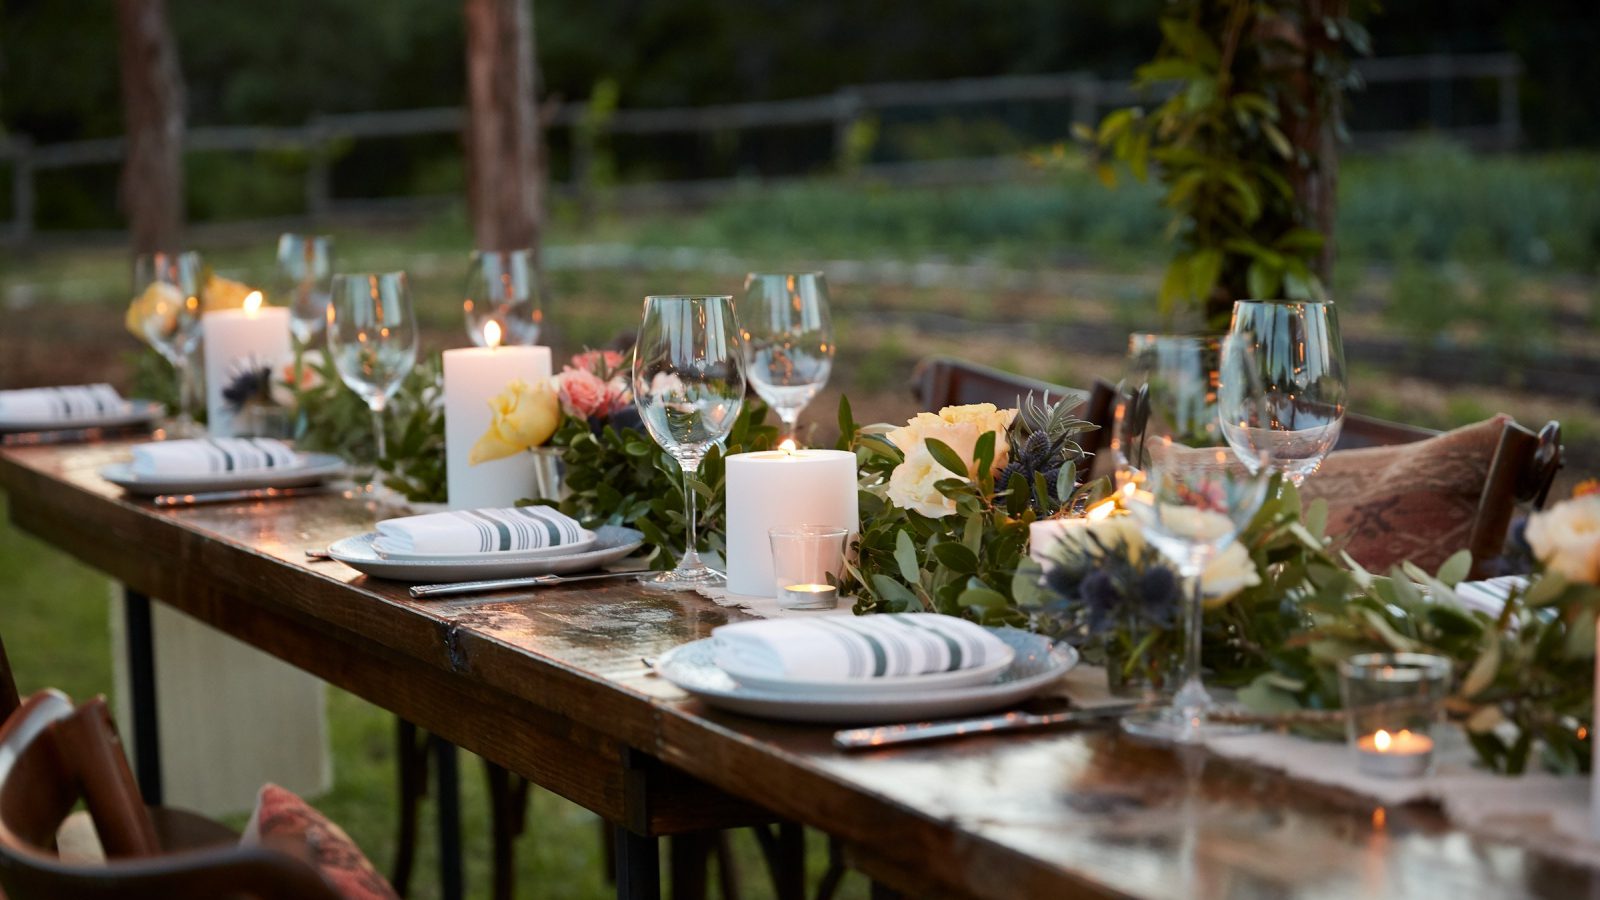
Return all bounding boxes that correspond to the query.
[1028,498,1119,566]
[724,448,858,597]
[443,325,552,509]
[202,292,291,438]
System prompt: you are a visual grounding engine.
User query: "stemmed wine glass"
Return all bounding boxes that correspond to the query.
[464,250,544,347]
[737,273,833,444]
[327,272,419,468]
[132,252,204,436]
[276,234,334,349]
[1221,300,1347,486]
[1111,334,1272,743]
[632,295,746,591]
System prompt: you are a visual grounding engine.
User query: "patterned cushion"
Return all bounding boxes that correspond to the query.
[243,783,398,900]
[1301,415,1508,573]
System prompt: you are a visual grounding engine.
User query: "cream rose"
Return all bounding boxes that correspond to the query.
[469,379,562,465]
[886,443,962,518]
[203,275,255,312]
[1200,542,1261,602]
[125,280,185,341]
[1526,495,1600,585]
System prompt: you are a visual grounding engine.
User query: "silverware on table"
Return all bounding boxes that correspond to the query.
[410,569,653,598]
[832,702,1146,751]
[151,485,335,507]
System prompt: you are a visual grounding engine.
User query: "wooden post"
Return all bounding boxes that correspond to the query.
[114,0,185,254]
[463,0,544,255]
[9,137,34,246]
[1497,63,1521,152]
[1277,0,1349,282]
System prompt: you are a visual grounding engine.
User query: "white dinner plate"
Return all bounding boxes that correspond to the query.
[328,525,646,582]
[100,452,347,496]
[715,644,1016,697]
[375,528,597,562]
[658,628,1077,724]
[0,400,165,435]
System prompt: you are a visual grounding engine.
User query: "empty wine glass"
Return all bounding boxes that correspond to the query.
[464,250,544,347]
[1112,333,1272,743]
[131,252,204,436]
[276,234,334,348]
[632,295,746,591]
[737,272,833,443]
[1221,300,1347,486]
[327,272,419,466]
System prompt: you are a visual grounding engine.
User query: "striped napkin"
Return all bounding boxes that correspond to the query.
[131,438,301,476]
[373,506,588,556]
[0,384,127,423]
[712,613,1012,682]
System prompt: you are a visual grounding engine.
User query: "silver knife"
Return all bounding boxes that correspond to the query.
[832,702,1146,751]
[151,485,334,507]
[410,569,653,598]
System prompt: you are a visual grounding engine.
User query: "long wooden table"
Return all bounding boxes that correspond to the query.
[3,439,1596,899]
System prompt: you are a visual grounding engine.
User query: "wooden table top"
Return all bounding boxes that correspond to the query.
[2,439,1593,900]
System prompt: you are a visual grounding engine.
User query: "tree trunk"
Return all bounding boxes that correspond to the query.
[1280,0,1347,281]
[114,0,185,255]
[463,0,544,255]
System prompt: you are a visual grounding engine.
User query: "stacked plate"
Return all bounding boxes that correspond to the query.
[328,525,646,582]
[655,623,1078,724]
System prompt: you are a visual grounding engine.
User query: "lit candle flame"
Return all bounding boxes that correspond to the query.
[1373,729,1392,751]
[484,320,502,349]
[1085,497,1116,521]
[243,290,263,316]
[778,438,798,454]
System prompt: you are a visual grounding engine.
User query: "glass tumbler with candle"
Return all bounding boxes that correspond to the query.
[769,525,849,610]
[1339,653,1450,778]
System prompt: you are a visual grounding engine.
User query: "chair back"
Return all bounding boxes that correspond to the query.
[909,357,1084,413]
[0,690,342,900]
[0,635,19,722]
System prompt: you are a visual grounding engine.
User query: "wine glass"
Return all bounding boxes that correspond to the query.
[737,273,833,444]
[275,234,334,348]
[464,250,543,347]
[1221,300,1347,486]
[1111,333,1272,743]
[132,252,204,436]
[632,295,746,591]
[327,273,419,466]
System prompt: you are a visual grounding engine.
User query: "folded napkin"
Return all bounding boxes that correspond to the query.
[373,506,587,556]
[131,438,301,476]
[713,613,1011,681]
[0,384,127,423]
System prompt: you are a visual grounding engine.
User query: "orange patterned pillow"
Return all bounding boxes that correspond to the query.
[243,783,398,900]
[1300,415,1508,573]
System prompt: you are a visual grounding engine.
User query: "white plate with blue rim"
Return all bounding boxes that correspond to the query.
[327,524,645,582]
[657,627,1077,724]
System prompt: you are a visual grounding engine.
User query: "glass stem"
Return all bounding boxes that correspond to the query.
[175,358,197,432]
[780,408,800,443]
[679,456,703,568]
[1171,555,1213,724]
[370,398,387,463]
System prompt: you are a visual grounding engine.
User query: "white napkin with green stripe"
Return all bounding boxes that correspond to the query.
[131,438,300,476]
[712,613,1011,682]
[0,384,127,423]
[373,506,587,556]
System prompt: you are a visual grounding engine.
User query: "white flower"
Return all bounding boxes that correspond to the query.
[1201,541,1261,601]
[1526,495,1600,585]
[1032,511,1259,602]
[886,443,961,518]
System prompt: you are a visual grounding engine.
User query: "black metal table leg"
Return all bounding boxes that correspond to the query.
[123,587,162,805]
[432,735,464,900]
[612,824,661,900]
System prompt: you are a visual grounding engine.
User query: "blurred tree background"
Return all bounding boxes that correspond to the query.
[3,0,1596,232]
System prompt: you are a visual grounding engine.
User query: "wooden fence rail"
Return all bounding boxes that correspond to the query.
[0,53,1523,245]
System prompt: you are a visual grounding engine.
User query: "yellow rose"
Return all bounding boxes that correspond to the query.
[469,379,561,465]
[1526,495,1600,585]
[125,280,185,341]
[936,403,1018,470]
[204,275,255,311]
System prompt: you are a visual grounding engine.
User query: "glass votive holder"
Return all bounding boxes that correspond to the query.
[769,525,849,610]
[1338,652,1451,778]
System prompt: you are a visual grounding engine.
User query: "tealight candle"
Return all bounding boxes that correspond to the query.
[725,447,857,597]
[442,322,552,509]
[203,290,291,437]
[1028,496,1118,566]
[1355,728,1434,778]
[781,583,840,610]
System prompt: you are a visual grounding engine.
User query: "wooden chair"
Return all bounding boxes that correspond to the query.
[0,688,344,900]
[910,356,1565,578]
